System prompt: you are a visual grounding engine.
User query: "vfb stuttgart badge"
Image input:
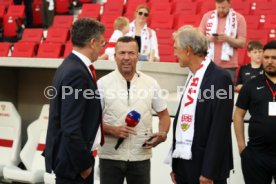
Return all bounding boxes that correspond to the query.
[181,114,192,131]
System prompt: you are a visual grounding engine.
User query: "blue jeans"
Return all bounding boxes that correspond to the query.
[99,159,150,184]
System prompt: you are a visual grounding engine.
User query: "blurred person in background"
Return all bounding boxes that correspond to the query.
[13,0,33,27]
[42,0,54,28]
[99,16,129,61]
[199,0,246,81]
[236,40,263,92]
[127,4,159,62]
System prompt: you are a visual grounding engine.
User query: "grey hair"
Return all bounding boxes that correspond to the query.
[173,25,208,57]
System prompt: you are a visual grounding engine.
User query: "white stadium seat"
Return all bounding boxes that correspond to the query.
[0,101,21,177]
[3,104,49,183]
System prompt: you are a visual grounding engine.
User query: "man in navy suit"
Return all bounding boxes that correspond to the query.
[44,18,106,184]
[169,25,234,184]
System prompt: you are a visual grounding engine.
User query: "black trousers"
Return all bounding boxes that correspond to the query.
[99,159,150,184]
[13,0,33,27]
[241,146,276,184]
[56,169,94,184]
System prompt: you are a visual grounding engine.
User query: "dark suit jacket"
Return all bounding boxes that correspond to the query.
[44,53,102,179]
[172,62,234,182]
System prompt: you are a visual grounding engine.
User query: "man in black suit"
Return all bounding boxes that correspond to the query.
[169,25,234,184]
[44,18,106,184]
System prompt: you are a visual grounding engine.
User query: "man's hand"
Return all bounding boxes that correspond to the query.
[170,172,176,184]
[113,125,136,138]
[199,175,214,184]
[80,166,92,180]
[216,34,229,43]
[142,132,167,148]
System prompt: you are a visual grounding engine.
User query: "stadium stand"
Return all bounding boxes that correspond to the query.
[37,42,63,58]
[11,42,37,57]
[0,42,10,56]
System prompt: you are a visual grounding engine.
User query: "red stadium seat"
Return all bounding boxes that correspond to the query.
[81,3,101,14]
[171,2,197,15]
[171,0,193,2]
[124,2,147,16]
[103,27,114,41]
[250,2,276,15]
[106,0,124,3]
[45,27,69,43]
[63,41,72,58]
[238,47,247,66]
[262,15,276,29]
[150,14,174,29]
[3,15,20,38]
[100,14,119,29]
[3,5,25,38]
[52,15,73,29]
[122,12,135,22]
[149,0,170,3]
[78,0,92,4]
[159,44,177,63]
[247,29,269,45]
[0,0,12,9]
[32,0,43,26]
[232,1,251,15]
[173,14,200,29]
[20,28,44,44]
[78,11,100,19]
[127,0,147,4]
[55,0,71,14]
[150,2,172,15]
[0,42,10,56]
[103,2,124,15]
[155,29,174,45]
[197,1,215,15]
[244,15,261,29]
[11,42,37,57]
[37,42,62,58]
[6,5,24,19]
[0,5,6,27]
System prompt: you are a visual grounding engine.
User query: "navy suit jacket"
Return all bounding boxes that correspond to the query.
[44,53,102,179]
[172,62,234,181]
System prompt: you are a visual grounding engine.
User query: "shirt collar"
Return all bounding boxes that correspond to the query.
[72,50,94,78]
[72,50,92,68]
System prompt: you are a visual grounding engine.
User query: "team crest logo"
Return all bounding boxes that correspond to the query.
[180,114,193,132]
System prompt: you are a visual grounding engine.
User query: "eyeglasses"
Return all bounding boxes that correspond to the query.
[138,11,149,17]
[99,40,107,47]
[101,40,107,47]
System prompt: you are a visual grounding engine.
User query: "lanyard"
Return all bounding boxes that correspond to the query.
[266,79,276,101]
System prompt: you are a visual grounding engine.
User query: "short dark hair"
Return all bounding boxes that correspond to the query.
[71,18,105,48]
[115,36,139,52]
[263,40,276,51]
[247,40,263,52]
[216,0,230,3]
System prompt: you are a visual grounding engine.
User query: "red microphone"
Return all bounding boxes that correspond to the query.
[114,111,141,150]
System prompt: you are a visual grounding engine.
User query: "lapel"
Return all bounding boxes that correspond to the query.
[172,61,216,150]
[68,53,96,84]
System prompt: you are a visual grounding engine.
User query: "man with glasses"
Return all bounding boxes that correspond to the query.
[44,18,105,184]
[97,36,170,184]
[234,40,276,184]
